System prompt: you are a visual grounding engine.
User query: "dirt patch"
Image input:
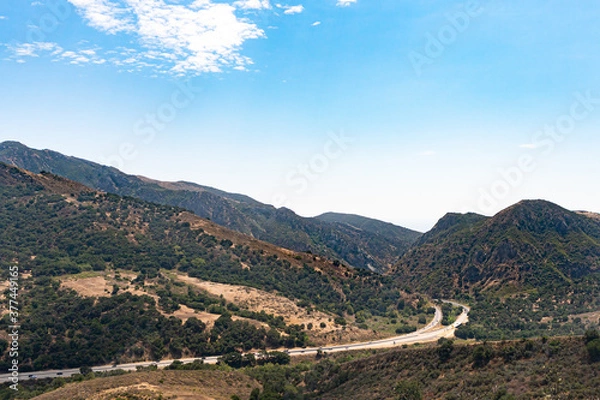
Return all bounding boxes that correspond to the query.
[569,310,600,325]
[61,276,112,297]
[174,273,333,326]
[173,273,381,345]
[57,274,268,331]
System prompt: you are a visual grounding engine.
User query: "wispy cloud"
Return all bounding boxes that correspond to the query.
[5,42,153,70]
[277,4,304,14]
[312,21,321,26]
[0,15,7,20]
[234,0,271,10]
[336,0,356,7]
[59,48,107,65]
[6,42,62,62]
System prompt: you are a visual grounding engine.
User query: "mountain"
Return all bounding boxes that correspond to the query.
[0,162,407,371]
[394,200,600,297]
[0,141,421,272]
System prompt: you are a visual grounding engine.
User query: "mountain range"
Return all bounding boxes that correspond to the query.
[2,141,600,301]
[0,141,421,273]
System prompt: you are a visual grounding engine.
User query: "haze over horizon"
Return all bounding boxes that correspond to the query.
[2,1,600,231]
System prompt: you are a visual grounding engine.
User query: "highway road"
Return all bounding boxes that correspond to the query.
[1,300,469,383]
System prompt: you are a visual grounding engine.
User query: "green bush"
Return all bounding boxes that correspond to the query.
[395,380,422,400]
[586,339,600,362]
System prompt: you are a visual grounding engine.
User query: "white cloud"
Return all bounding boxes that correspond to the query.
[6,42,111,66]
[59,47,107,65]
[63,0,266,74]
[0,15,7,20]
[336,0,356,6]
[67,0,135,34]
[234,0,271,10]
[7,42,62,59]
[276,4,304,14]
[312,21,321,26]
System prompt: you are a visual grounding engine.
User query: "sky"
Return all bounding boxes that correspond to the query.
[1,0,599,231]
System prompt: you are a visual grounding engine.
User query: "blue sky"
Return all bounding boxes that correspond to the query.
[1,0,600,231]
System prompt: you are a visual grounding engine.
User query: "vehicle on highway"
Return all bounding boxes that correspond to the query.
[56,372,63,376]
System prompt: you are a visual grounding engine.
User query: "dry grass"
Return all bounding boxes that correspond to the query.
[172,273,382,345]
[57,270,384,346]
[569,310,600,325]
[61,275,112,297]
[31,370,260,400]
[58,273,269,330]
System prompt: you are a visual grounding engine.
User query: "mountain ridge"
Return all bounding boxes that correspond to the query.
[0,141,421,272]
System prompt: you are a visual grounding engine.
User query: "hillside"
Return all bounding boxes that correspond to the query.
[394,200,600,339]
[315,212,421,259]
[0,141,421,272]
[29,370,260,400]
[13,335,600,400]
[311,336,600,399]
[0,163,406,371]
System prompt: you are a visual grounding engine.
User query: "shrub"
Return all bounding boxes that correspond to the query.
[396,325,417,335]
[437,338,454,362]
[584,329,600,344]
[472,345,494,368]
[586,339,600,362]
[395,380,422,400]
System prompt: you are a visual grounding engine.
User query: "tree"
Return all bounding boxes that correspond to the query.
[586,339,600,362]
[437,338,454,362]
[220,352,243,368]
[584,329,600,344]
[472,344,494,368]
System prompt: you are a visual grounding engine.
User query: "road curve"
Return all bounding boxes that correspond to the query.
[1,300,469,382]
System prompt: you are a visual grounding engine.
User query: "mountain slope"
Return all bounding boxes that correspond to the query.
[316,212,421,246]
[0,141,421,272]
[311,336,600,400]
[0,162,404,371]
[394,200,600,296]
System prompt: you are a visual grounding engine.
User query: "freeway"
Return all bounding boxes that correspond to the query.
[0,300,469,383]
